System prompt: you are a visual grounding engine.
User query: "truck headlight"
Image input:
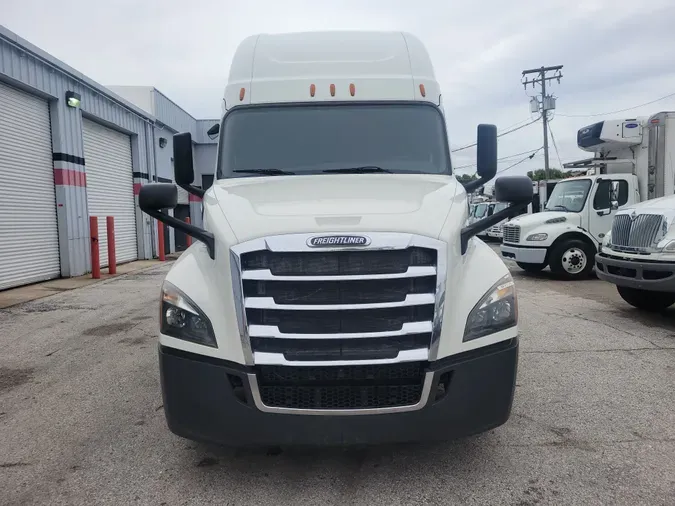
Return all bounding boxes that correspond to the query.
[463,274,517,342]
[526,233,548,241]
[665,240,675,252]
[600,231,612,252]
[160,281,217,348]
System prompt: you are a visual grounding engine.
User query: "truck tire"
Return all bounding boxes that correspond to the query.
[616,286,675,312]
[549,239,595,280]
[516,262,546,273]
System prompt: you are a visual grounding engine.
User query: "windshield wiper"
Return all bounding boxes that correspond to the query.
[548,204,571,212]
[322,166,393,174]
[233,168,295,176]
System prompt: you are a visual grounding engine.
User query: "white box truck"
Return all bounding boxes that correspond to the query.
[595,112,675,311]
[501,116,654,279]
[138,31,532,446]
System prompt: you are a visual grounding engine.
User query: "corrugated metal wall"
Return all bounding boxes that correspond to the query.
[0,26,157,279]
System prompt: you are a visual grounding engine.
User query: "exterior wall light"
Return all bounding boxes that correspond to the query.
[66,91,81,108]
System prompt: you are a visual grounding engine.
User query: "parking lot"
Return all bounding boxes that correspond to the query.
[1,244,674,506]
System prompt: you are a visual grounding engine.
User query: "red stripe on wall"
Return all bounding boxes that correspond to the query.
[189,194,202,202]
[133,183,142,195]
[54,168,86,187]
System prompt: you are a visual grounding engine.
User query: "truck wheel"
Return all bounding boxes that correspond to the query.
[616,286,675,312]
[516,262,546,273]
[549,239,594,279]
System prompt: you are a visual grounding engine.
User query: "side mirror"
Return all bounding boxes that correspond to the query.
[476,124,497,180]
[460,175,533,254]
[138,183,215,259]
[139,183,177,211]
[461,124,498,194]
[206,123,220,139]
[494,176,534,203]
[173,132,195,186]
[173,132,205,199]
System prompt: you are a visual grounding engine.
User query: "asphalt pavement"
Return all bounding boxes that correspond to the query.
[1,245,674,506]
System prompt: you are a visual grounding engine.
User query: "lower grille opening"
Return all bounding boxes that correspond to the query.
[644,270,672,280]
[256,363,426,410]
[250,334,430,361]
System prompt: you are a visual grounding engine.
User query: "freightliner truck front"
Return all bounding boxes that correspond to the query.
[138,31,533,446]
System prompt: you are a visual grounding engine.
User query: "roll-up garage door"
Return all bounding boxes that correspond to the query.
[82,119,137,267]
[0,82,60,290]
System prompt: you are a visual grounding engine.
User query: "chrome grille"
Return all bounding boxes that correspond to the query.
[611,214,665,253]
[230,232,446,413]
[502,224,521,243]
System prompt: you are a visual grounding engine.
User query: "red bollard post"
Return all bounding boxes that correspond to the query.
[106,216,116,274]
[90,216,100,279]
[157,221,166,261]
[185,217,192,247]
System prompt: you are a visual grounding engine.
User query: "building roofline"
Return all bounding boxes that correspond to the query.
[0,24,156,123]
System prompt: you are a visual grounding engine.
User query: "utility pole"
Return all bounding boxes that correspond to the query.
[522,65,563,181]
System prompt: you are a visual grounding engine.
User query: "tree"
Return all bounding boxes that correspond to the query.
[456,173,478,183]
[526,168,580,181]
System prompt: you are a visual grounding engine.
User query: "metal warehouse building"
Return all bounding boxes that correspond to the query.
[0,25,218,290]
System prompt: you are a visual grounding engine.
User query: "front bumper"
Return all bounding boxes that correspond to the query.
[158,338,519,447]
[501,244,547,264]
[595,252,675,292]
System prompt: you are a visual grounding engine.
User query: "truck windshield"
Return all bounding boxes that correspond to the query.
[544,179,592,213]
[217,103,451,178]
[474,203,488,218]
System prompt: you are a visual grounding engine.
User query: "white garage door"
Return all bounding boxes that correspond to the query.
[82,119,138,267]
[0,82,60,290]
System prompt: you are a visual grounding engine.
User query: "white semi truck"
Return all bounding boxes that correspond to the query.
[501,115,659,279]
[595,112,675,311]
[138,31,532,446]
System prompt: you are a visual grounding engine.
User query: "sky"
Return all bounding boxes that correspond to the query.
[4,0,675,178]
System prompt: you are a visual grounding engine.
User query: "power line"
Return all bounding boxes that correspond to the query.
[450,118,540,153]
[548,123,564,169]
[454,147,544,170]
[496,147,544,174]
[556,91,675,118]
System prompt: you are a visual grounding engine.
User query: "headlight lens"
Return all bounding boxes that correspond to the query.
[160,281,217,347]
[463,274,518,342]
[663,240,675,252]
[526,233,548,241]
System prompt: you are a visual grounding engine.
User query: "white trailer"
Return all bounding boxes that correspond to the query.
[136,31,533,447]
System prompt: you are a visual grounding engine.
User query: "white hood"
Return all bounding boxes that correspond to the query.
[621,194,675,213]
[206,174,463,243]
[507,210,581,229]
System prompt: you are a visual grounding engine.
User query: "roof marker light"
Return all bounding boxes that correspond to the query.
[239,87,245,101]
[330,84,335,97]
[419,84,426,97]
[310,84,316,97]
[349,83,355,96]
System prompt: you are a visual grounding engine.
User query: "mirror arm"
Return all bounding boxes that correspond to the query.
[179,183,205,199]
[143,208,215,259]
[460,201,529,254]
[461,177,489,194]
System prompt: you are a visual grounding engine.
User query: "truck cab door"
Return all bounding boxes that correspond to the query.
[587,178,631,242]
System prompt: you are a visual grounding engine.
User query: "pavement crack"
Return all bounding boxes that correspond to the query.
[0,462,31,468]
[572,313,664,349]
